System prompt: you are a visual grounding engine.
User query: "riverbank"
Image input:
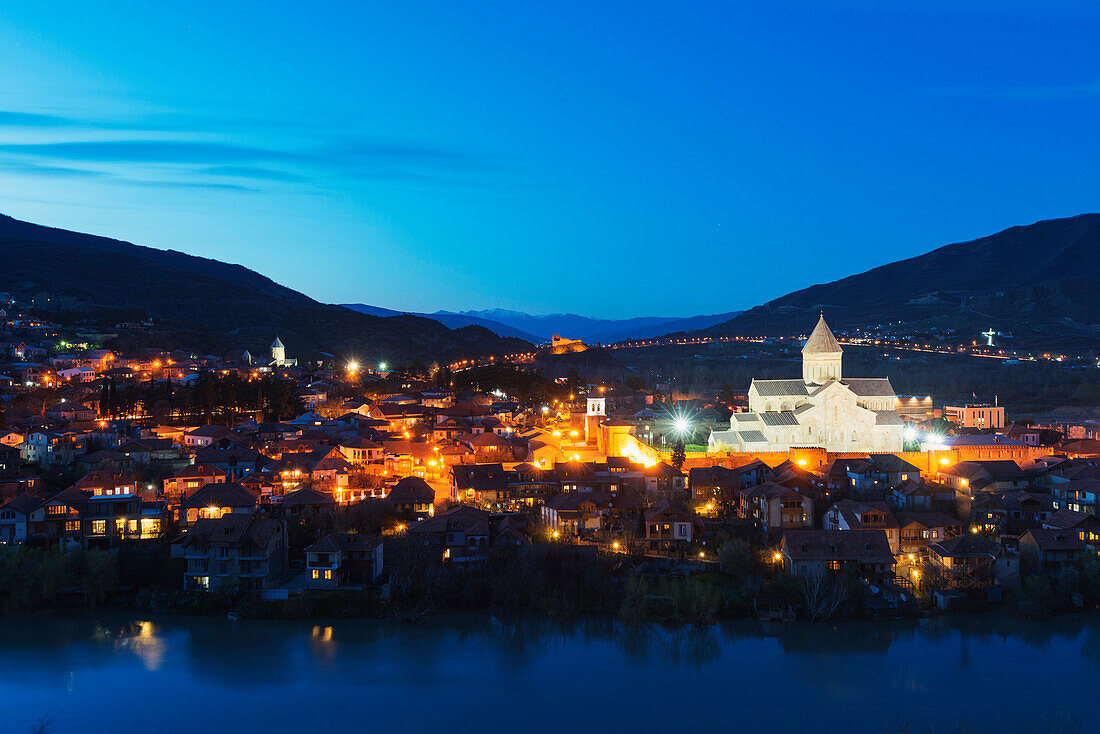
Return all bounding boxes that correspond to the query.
[5,542,1099,626]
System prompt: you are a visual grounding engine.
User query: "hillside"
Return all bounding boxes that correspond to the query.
[0,214,530,363]
[704,214,1100,351]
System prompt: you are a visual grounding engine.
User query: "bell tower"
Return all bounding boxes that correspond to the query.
[802,314,843,384]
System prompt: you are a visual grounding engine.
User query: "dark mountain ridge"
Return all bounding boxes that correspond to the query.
[0,214,529,363]
[704,214,1100,350]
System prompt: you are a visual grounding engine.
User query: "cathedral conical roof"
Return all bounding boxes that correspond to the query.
[802,314,842,354]
[271,336,284,349]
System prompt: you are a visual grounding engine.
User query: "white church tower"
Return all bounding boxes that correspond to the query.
[802,314,843,384]
[271,336,286,365]
[270,336,297,368]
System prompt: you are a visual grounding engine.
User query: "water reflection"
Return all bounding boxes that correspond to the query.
[109,620,166,671]
[0,611,1097,733]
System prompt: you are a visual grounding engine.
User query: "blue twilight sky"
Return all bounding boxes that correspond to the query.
[0,1,1098,319]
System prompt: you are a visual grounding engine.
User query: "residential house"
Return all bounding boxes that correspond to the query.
[29,487,90,550]
[280,487,336,519]
[177,515,286,591]
[643,462,686,499]
[542,491,612,537]
[339,436,383,464]
[895,512,963,558]
[1042,509,1100,553]
[927,533,1003,586]
[0,494,39,544]
[1019,529,1086,570]
[385,476,436,519]
[939,460,1031,508]
[183,425,249,450]
[644,501,695,552]
[889,479,948,511]
[1050,478,1100,515]
[465,431,520,463]
[304,533,383,587]
[409,505,491,563]
[44,402,96,423]
[177,482,258,528]
[82,490,165,548]
[740,482,813,534]
[824,500,900,554]
[970,491,1052,534]
[868,454,922,488]
[192,446,265,479]
[689,466,741,516]
[163,464,228,507]
[779,529,895,580]
[21,430,86,467]
[311,455,352,491]
[117,438,178,466]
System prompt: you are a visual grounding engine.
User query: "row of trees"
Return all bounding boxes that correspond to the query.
[97,371,304,425]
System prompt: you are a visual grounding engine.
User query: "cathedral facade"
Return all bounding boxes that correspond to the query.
[708,315,904,453]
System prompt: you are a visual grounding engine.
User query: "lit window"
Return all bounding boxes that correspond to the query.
[324,570,332,580]
[311,570,320,580]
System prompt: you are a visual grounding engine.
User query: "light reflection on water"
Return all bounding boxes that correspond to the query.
[0,612,1097,734]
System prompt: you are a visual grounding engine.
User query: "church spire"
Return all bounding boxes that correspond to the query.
[802,314,842,383]
[802,313,843,355]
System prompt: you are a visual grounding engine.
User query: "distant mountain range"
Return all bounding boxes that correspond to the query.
[699,214,1100,351]
[342,304,545,342]
[0,214,529,364]
[343,305,743,344]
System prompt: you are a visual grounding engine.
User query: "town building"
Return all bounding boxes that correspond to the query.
[944,403,1006,430]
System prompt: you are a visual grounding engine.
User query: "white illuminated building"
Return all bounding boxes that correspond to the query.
[270,336,297,368]
[708,315,904,453]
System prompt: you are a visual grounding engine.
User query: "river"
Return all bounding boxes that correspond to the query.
[1,612,1097,733]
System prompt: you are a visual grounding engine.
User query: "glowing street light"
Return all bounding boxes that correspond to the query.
[673,417,690,434]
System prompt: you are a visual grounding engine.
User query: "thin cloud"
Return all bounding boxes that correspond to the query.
[127,179,259,192]
[0,120,503,190]
[0,111,73,127]
[0,140,306,164]
[0,159,106,178]
[200,165,309,182]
